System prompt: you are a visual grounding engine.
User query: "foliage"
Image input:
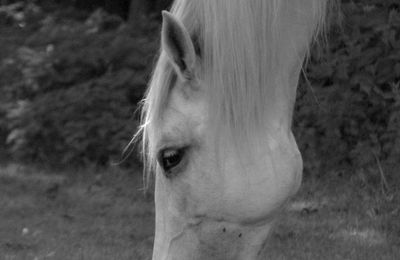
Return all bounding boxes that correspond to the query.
[1,4,158,166]
[294,0,400,174]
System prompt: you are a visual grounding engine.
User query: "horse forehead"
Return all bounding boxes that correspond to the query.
[162,87,206,134]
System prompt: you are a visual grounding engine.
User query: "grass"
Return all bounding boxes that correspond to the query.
[264,170,400,260]
[0,164,154,260]
[0,163,399,260]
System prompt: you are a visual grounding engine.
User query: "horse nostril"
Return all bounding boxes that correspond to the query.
[238,233,242,238]
[222,227,226,232]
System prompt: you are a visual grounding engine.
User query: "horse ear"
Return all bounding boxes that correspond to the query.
[161,11,195,80]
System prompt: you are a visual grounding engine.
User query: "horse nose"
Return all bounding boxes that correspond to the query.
[152,218,274,260]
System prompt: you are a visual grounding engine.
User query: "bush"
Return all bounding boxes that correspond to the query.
[2,6,159,167]
[294,0,400,174]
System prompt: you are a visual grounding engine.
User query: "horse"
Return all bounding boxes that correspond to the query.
[137,0,330,258]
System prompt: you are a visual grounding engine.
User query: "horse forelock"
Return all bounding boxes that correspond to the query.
[138,0,331,185]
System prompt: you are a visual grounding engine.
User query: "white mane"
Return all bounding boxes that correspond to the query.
[137,0,330,182]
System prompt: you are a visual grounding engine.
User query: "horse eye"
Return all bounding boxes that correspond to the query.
[157,148,186,176]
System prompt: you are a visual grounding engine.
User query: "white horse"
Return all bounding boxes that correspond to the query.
[138,0,330,259]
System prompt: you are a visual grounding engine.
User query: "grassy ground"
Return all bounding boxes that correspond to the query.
[265,170,400,260]
[0,164,154,260]
[0,164,399,260]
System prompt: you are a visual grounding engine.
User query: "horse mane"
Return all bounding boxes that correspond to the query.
[137,0,331,184]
